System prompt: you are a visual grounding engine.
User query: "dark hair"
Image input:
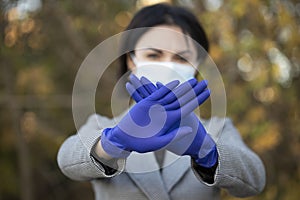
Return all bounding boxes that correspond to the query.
[118,3,209,77]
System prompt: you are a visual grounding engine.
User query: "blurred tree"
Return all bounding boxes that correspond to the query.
[0,0,299,199]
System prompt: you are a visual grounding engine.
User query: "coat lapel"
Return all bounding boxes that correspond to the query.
[125,152,170,200]
[125,151,191,198]
[161,151,191,192]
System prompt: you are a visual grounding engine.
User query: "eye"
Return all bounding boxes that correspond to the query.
[147,53,160,59]
[175,55,189,63]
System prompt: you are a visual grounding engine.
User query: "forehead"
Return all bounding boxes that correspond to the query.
[134,25,197,54]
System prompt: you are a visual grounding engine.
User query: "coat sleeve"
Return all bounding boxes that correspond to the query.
[57,114,125,181]
[192,117,266,197]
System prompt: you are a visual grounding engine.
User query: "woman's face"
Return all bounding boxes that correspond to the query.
[127,25,198,71]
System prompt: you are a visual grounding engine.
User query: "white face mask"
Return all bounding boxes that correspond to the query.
[130,54,196,85]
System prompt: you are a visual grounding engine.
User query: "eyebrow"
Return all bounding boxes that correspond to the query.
[139,47,192,56]
[176,50,192,56]
[137,48,163,54]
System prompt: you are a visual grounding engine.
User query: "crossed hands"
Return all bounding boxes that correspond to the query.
[101,74,218,167]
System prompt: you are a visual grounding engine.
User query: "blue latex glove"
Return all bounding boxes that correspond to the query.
[126,75,218,168]
[101,78,208,158]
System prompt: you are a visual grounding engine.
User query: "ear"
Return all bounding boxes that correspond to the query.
[126,53,135,71]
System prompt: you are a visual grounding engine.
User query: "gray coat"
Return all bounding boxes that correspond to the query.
[57,113,266,200]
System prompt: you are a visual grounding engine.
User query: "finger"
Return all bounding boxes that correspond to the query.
[164,80,208,110]
[126,82,143,102]
[125,82,135,96]
[176,80,208,106]
[173,79,206,101]
[160,78,199,105]
[156,82,164,89]
[129,74,150,98]
[148,80,180,101]
[180,89,211,116]
[173,78,199,97]
[141,76,157,94]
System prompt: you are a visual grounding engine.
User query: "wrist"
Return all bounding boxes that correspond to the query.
[91,139,118,175]
[192,157,218,184]
[95,138,114,160]
[193,145,218,168]
[101,128,131,158]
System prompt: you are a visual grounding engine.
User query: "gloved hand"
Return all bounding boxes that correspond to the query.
[101,78,209,158]
[126,74,218,168]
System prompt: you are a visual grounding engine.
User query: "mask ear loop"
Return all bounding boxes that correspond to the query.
[130,52,138,66]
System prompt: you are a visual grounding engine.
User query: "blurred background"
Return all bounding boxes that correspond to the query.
[0,0,299,199]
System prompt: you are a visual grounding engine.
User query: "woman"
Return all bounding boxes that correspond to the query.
[57,3,266,200]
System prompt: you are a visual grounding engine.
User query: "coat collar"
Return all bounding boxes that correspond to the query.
[125,151,190,199]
